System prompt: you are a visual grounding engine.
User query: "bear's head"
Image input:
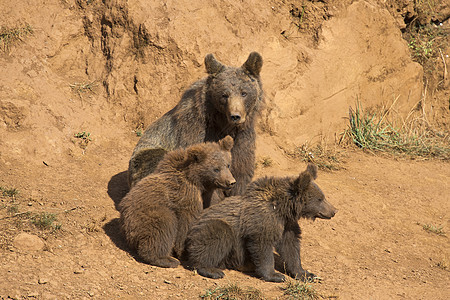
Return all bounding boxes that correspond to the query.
[204,52,264,128]
[185,135,236,191]
[293,164,338,220]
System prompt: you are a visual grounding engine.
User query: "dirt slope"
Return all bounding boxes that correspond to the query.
[0,0,449,299]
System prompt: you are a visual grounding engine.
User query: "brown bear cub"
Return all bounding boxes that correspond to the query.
[128,52,264,199]
[119,136,235,268]
[186,164,337,282]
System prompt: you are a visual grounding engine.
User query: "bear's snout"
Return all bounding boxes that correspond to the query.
[318,200,338,219]
[227,97,246,124]
[227,178,236,188]
[230,114,241,122]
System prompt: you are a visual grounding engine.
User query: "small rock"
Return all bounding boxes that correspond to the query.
[74,269,85,274]
[164,280,172,284]
[38,278,49,284]
[28,292,39,298]
[13,233,45,251]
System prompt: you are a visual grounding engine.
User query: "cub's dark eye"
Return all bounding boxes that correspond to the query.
[214,168,220,173]
[227,164,231,169]
[241,91,247,97]
[222,94,229,100]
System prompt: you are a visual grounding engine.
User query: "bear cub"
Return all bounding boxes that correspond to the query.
[186,163,337,282]
[119,136,235,268]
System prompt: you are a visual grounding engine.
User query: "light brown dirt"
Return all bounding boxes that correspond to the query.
[1,0,449,299]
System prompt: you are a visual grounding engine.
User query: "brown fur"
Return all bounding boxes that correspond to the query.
[119,136,235,268]
[186,164,337,282]
[128,52,264,200]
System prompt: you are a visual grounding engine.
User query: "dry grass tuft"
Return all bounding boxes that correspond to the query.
[200,283,265,300]
[340,99,449,160]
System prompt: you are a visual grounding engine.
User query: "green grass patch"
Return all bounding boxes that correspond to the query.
[6,204,19,215]
[74,131,92,141]
[74,131,92,149]
[200,283,265,300]
[281,280,320,300]
[0,187,19,198]
[31,212,61,231]
[422,223,445,236]
[134,128,143,137]
[341,101,450,159]
[0,24,33,51]
[259,156,273,168]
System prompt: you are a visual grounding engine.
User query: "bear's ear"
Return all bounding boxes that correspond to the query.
[205,54,225,74]
[186,147,207,164]
[218,135,234,151]
[306,163,318,180]
[294,169,313,194]
[242,52,263,76]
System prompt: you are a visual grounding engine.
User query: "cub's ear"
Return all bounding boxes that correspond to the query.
[306,163,318,180]
[294,170,312,194]
[218,135,234,151]
[186,147,207,164]
[242,52,263,76]
[205,54,225,74]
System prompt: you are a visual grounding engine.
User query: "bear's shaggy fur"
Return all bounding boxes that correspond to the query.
[186,164,337,282]
[128,52,264,199]
[119,136,235,268]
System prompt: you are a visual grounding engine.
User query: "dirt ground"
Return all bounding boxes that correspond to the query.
[1,0,449,299]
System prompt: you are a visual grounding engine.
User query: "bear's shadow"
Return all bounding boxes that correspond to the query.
[104,170,141,261]
[107,170,129,210]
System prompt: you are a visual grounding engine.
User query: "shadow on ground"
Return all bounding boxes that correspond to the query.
[103,217,148,265]
[107,170,129,210]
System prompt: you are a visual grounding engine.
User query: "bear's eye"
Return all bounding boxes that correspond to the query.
[241,91,247,97]
[227,164,231,169]
[214,168,220,173]
[222,94,229,100]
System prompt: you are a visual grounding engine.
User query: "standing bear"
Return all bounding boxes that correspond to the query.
[186,163,337,282]
[119,136,235,268]
[128,52,264,199]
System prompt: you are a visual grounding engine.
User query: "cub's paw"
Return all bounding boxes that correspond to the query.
[262,272,285,283]
[152,256,180,268]
[197,267,225,279]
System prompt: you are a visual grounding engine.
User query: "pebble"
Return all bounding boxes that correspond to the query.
[38,278,49,284]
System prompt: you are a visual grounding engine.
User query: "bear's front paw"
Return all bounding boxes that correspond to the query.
[262,272,285,283]
[197,267,225,279]
[293,270,316,282]
[151,256,180,268]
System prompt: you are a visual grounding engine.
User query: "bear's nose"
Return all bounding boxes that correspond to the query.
[230,115,241,122]
[228,179,236,187]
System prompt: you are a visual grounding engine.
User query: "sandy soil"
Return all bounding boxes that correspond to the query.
[1,0,449,299]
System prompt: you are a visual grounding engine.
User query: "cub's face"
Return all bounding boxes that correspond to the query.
[207,68,262,126]
[301,182,337,220]
[202,148,235,190]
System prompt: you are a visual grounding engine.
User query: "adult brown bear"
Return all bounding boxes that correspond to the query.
[128,52,264,201]
[119,136,235,268]
[186,164,338,282]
